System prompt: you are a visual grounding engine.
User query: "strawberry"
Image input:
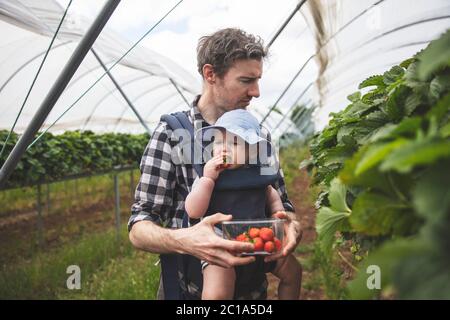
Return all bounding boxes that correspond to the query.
[248,227,260,239]
[274,237,282,252]
[264,241,275,253]
[236,234,248,242]
[252,237,264,251]
[260,227,274,242]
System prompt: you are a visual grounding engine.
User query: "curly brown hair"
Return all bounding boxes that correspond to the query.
[197,28,267,78]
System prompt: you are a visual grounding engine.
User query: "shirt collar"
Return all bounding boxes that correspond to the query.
[190,95,210,132]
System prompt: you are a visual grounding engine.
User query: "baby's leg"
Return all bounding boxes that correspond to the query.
[202,265,236,300]
[271,255,302,300]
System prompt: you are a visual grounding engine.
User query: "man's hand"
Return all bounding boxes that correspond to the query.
[174,213,256,268]
[264,211,302,263]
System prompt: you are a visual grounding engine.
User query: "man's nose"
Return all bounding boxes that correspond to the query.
[248,82,260,98]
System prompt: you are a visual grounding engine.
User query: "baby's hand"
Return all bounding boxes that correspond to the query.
[204,154,227,181]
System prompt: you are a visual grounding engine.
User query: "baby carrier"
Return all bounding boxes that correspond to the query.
[159,111,279,300]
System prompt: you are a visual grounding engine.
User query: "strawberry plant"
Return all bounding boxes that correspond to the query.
[311,29,450,299]
[0,130,149,189]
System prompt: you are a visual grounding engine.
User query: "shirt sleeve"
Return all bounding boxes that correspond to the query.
[128,122,177,231]
[260,125,296,213]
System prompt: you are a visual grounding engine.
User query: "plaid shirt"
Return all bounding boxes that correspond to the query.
[128,95,295,299]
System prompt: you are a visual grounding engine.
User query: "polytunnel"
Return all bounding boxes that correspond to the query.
[0,0,449,301]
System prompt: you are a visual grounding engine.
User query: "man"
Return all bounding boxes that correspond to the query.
[128,28,302,299]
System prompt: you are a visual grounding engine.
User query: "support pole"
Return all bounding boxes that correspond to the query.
[266,0,307,49]
[271,82,313,133]
[90,48,151,134]
[0,0,121,188]
[169,78,191,108]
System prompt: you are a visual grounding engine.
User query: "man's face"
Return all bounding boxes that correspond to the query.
[213,59,262,112]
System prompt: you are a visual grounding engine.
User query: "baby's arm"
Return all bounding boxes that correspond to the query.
[185,155,226,219]
[266,185,286,214]
[185,177,215,219]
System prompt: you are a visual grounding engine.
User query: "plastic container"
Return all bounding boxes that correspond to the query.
[221,218,285,255]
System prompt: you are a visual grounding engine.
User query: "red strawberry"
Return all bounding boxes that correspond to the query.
[274,237,282,252]
[253,237,264,251]
[248,227,260,239]
[260,227,274,242]
[264,241,275,253]
[236,234,248,242]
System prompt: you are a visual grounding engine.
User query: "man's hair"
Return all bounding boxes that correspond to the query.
[197,28,267,78]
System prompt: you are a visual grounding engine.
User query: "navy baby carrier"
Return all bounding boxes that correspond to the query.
[159,111,279,300]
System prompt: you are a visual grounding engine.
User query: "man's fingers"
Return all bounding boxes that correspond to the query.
[217,238,254,253]
[202,212,232,226]
[206,249,255,268]
[229,255,256,266]
[207,256,232,269]
[264,251,283,262]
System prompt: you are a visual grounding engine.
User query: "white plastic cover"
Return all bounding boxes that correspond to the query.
[0,0,448,138]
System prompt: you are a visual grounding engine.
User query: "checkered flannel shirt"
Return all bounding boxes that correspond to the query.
[128,95,295,299]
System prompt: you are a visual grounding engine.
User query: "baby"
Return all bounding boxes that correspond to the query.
[185,109,301,300]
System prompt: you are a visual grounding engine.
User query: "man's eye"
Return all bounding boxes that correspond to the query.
[240,79,251,84]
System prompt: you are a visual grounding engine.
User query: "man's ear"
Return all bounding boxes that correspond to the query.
[202,64,216,84]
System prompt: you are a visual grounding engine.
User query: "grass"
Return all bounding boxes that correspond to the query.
[279,140,311,188]
[0,169,139,264]
[0,226,160,300]
[0,169,139,217]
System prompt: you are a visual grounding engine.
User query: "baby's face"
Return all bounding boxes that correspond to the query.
[212,131,248,169]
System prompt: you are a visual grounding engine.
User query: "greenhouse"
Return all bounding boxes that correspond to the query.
[0,0,449,301]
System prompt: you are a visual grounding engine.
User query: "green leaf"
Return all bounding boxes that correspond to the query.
[385,85,410,121]
[347,91,361,102]
[380,138,450,173]
[316,206,351,251]
[355,139,409,176]
[399,57,415,69]
[328,178,351,213]
[426,92,450,126]
[417,29,450,80]
[383,66,405,85]
[358,75,385,89]
[368,118,422,143]
[339,146,396,194]
[429,74,450,101]
[348,239,429,299]
[404,92,422,116]
[413,162,450,221]
[349,191,413,236]
[441,122,450,138]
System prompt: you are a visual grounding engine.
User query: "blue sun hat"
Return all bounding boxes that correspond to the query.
[195,109,269,145]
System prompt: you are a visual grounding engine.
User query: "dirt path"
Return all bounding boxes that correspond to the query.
[267,169,325,300]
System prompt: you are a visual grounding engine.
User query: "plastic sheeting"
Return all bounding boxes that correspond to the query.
[304,0,450,130]
[0,0,448,138]
[0,0,201,134]
[0,0,305,139]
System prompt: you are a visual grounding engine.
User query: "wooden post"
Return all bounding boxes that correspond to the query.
[114,174,121,240]
[130,170,135,200]
[36,184,44,248]
[46,183,51,215]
